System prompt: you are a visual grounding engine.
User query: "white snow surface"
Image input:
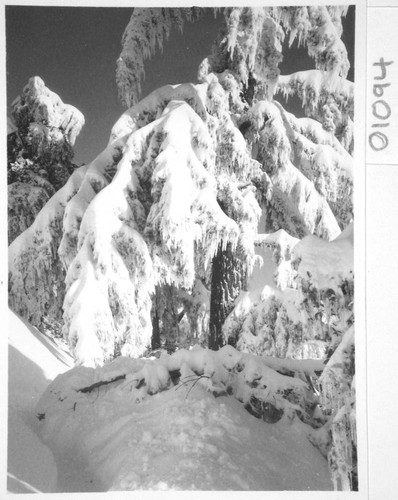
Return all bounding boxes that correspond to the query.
[8,309,73,493]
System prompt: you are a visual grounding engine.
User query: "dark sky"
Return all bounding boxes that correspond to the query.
[6,6,355,165]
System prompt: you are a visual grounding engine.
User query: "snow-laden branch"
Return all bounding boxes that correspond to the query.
[116,8,203,108]
[37,345,324,427]
[224,223,354,362]
[276,70,354,153]
[8,166,89,326]
[244,100,350,236]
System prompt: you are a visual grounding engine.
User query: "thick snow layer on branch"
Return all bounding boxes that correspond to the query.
[276,69,354,153]
[271,102,353,229]
[278,70,353,116]
[244,100,342,239]
[272,159,341,240]
[286,115,353,175]
[110,82,208,144]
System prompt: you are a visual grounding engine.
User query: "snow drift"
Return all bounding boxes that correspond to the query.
[36,345,333,491]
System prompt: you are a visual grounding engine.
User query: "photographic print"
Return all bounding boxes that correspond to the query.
[6,2,359,494]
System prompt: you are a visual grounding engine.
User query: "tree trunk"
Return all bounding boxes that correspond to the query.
[151,310,161,350]
[209,241,244,350]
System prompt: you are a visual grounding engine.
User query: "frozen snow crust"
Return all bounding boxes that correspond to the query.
[37,345,332,491]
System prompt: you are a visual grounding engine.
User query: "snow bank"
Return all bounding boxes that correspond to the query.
[36,346,332,491]
[8,309,73,493]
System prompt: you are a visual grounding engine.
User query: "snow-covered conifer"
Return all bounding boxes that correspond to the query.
[7,77,84,243]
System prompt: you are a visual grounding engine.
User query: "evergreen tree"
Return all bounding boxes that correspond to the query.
[7,77,84,244]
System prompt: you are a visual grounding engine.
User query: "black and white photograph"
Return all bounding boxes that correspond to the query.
[3,0,371,495]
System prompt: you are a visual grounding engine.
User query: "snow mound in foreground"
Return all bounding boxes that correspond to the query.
[37,347,332,491]
[8,309,73,493]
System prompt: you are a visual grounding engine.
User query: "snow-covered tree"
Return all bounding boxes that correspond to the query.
[9,5,354,360]
[7,77,84,244]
